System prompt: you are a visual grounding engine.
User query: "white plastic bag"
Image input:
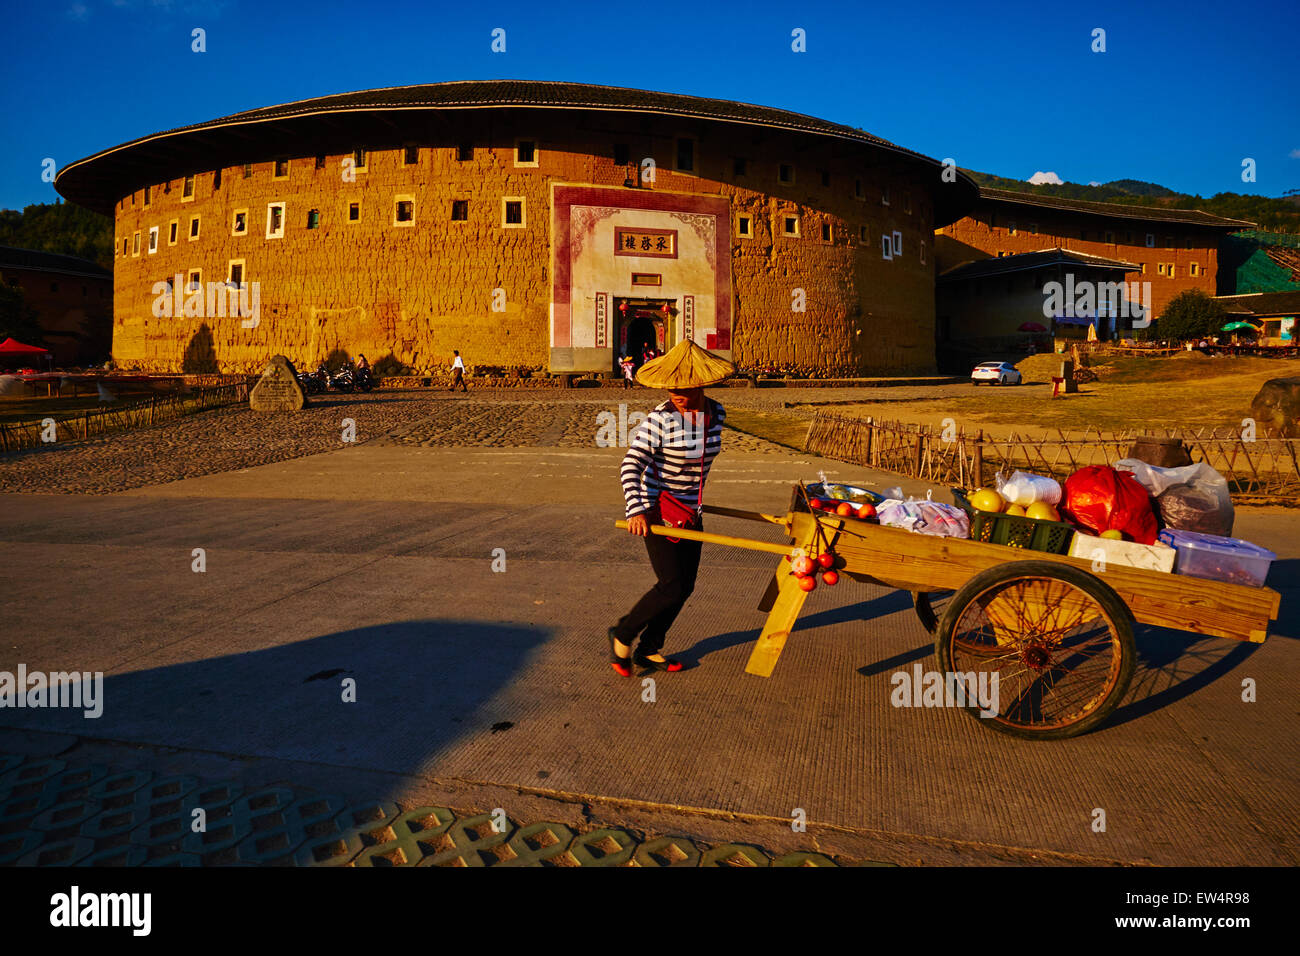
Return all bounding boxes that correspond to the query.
[996,470,1062,507]
[1115,458,1234,536]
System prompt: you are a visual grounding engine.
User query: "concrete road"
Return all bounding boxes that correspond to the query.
[1,444,1297,865]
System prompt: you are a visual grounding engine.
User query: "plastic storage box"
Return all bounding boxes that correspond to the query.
[1157,529,1276,587]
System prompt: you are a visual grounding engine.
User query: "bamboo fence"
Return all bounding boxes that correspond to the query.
[805,412,1300,503]
[0,383,249,453]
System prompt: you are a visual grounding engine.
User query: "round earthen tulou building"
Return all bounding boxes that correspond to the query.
[55,81,978,377]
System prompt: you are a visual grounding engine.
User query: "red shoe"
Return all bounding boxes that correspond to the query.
[634,654,683,672]
[607,628,633,677]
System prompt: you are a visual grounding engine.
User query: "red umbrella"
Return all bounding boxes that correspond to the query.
[0,337,51,358]
[1018,322,1047,332]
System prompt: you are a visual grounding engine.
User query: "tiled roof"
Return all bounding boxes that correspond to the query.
[0,245,111,279]
[1214,291,1300,315]
[54,80,978,219]
[978,187,1254,229]
[939,247,1139,282]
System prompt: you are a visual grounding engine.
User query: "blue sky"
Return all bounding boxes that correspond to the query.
[1,0,1296,212]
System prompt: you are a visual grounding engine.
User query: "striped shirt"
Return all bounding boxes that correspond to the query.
[621,398,726,519]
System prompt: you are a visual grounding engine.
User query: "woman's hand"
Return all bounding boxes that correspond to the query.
[627,508,658,536]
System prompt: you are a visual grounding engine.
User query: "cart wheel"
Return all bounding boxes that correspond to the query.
[911,590,954,634]
[934,561,1134,740]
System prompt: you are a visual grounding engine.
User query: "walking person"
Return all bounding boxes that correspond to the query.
[608,340,734,675]
[450,349,467,392]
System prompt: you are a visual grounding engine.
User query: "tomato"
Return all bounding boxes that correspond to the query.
[797,575,817,592]
[791,555,815,577]
[816,553,835,569]
[856,503,876,519]
[821,570,838,586]
[836,502,854,516]
[809,497,826,511]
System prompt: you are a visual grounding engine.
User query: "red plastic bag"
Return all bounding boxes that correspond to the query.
[1062,466,1158,544]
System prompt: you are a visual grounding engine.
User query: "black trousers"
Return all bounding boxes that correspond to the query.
[451,368,467,391]
[613,521,702,654]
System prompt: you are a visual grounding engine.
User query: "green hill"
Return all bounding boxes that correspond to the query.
[0,201,113,269]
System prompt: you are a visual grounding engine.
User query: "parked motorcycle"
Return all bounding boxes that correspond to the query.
[331,364,355,392]
[297,366,325,395]
[354,366,375,392]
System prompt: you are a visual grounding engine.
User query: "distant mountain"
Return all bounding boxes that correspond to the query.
[963,170,1299,233]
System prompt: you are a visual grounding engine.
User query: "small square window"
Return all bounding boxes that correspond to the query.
[1008,221,1017,236]
[451,200,469,221]
[232,209,247,236]
[148,226,158,253]
[228,261,244,286]
[274,159,289,178]
[781,215,799,237]
[144,185,152,206]
[503,198,524,228]
[859,225,869,241]
[854,178,863,199]
[614,143,629,166]
[1140,262,1147,273]
[821,222,831,242]
[315,155,325,170]
[242,163,253,179]
[881,185,890,206]
[353,149,368,170]
[1157,263,1167,276]
[1145,233,1155,247]
[1184,236,1193,250]
[348,202,361,222]
[213,168,221,190]
[1190,262,1200,276]
[187,270,201,292]
[457,143,473,162]
[188,216,200,240]
[121,238,128,256]
[892,231,903,256]
[394,199,414,225]
[168,220,178,245]
[266,203,285,239]
[306,209,320,229]
[1029,223,1039,235]
[734,157,747,176]
[514,140,537,166]
[404,145,419,165]
[182,175,195,200]
[778,163,794,184]
[1167,263,1176,277]
[736,215,752,238]
[675,138,694,173]
[881,235,893,260]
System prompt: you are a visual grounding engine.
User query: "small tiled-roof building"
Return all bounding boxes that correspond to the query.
[54,80,980,376]
[0,245,112,366]
[936,186,1253,321]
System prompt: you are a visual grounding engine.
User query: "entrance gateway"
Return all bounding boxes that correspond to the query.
[549,185,732,374]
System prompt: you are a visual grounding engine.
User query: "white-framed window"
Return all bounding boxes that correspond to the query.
[227,259,245,286]
[182,175,195,201]
[132,231,140,256]
[514,139,539,168]
[1190,262,1200,277]
[168,219,178,246]
[148,226,158,253]
[1145,233,1155,248]
[674,136,697,175]
[266,202,285,239]
[186,268,202,292]
[352,148,368,171]
[502,197,525,229]
[188,216,200,241]
[231,209,247,236]
[1167,263,1176,277]
[1157,263,1167,276]
[778,163,795,184]
[892,230,903,256]
[393,195,415,227]
[881,235,893,260]
[273,158,289,179]
[735,214,752,238]
[347,201,361,223]
[780,214,800,237]
[881,184,890,206]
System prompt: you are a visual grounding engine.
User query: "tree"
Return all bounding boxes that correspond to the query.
[0,282,43,343]
[1155,289,1227,342]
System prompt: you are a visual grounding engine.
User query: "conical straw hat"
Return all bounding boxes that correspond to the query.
[636,339,735,389]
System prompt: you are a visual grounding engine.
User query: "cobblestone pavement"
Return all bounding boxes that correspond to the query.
[0,389,799,494]
[0,750,883,867]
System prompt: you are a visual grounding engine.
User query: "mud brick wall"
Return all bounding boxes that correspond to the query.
[936,203,1224,321]
[110,117,944,376]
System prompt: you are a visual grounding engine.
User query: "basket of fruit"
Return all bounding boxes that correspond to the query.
[953,487,1076,554]
[802,482,882,521]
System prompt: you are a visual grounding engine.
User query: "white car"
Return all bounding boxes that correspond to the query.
[971,361,1022,385]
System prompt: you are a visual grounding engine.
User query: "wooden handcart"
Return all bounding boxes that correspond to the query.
[616,484,1281,739]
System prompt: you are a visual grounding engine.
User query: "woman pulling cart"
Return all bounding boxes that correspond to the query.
[608,340,734,675]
